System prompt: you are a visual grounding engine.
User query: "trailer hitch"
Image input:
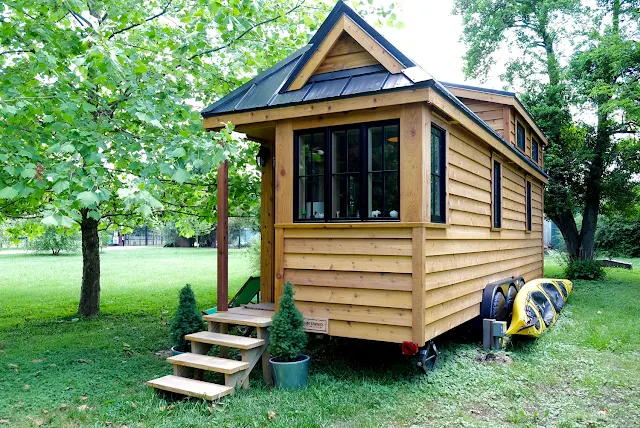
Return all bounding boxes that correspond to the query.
[416,341,438,373]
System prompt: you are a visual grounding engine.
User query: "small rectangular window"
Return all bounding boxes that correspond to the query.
[526,181,532,231]
[430,125,446,223]
[367,124,400,219]
[297,132,325,220]
[532,140,539,163]
[516,122,526,151]
[493,160,502,229]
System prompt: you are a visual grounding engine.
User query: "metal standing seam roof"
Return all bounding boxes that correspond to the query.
[200,1,548,179]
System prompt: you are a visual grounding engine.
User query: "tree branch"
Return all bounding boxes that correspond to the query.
[187,0,306,60]
[107,0,174,40]
[0,49,35,56]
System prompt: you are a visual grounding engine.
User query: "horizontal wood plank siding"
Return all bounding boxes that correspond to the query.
[423,124,544,342]
[457,98,507,137]
[282,226,414,342]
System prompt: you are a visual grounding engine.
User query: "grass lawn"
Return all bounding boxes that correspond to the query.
[1,249,639,427]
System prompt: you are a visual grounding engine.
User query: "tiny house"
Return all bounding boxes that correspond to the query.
[201,1,548,348]
[148,1,549,399]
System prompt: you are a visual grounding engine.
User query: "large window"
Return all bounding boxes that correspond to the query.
[493,160,502,229]
[526,181,532,232]
[516,122,526,151]
[532,139,539,163]
[430,125,446,223]
[295,120,400,222]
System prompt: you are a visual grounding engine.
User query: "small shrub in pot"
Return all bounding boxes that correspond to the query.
[269,282,309,388]
[170,284,204,354]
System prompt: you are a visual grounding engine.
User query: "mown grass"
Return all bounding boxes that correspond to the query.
[0,250,638,427]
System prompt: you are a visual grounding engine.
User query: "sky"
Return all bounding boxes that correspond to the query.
[373,0,509,90]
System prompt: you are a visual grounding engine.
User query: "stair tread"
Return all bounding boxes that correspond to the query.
[186,331,265,350]
[168,353,249,374]
[204,311,272,327]
[147,375,233,400]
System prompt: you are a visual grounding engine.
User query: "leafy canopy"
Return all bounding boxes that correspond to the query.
[0,0,399,233]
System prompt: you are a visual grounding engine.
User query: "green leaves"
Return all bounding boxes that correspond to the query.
[76,191,100,208]
[172,168,190,184]
[0,186,19,200]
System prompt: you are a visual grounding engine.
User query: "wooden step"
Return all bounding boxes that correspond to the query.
[168,353,249,374]
[204,311,273,327]
[185,331,265,350]
[147,375,233,400]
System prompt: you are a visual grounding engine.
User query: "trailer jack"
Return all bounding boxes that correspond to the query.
[416,341,438,373]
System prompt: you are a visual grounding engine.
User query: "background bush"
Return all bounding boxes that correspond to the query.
[564,258,606,280]
[26,227,80,255]
[596,216,640,258]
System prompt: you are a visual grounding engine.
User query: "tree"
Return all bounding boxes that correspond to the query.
[1,1,398,316]
[170,284,204,352]
[453,0,640,261]
[26,226,80,255]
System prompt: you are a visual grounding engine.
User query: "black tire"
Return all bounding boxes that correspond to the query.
[490,290,508,322]
[506,286,518,313]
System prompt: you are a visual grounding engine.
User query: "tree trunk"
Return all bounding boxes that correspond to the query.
[78,210,101,316]
[551,210,582,260]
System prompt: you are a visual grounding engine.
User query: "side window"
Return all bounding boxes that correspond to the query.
[430,125,447,223]
[526,181,532,232]
[516,122,526,152]
[493,160,502,229]
[367,124,400,219]
[297,132,325,220]
[532,139,539,163]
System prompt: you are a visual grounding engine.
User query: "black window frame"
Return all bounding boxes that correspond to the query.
[532,139,539,163]
[526,180,532,232]
[493,160,502,229]
[293,119,401,223]
[516,122,526,152]
[430,124,447,223]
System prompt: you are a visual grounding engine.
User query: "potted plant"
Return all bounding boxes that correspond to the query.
[268,282,309,389]
[170,284,204,355]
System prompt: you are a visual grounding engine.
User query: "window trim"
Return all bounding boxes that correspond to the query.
[516,120,526,153]
[293,119,401,223]
[532,138,539,164]
[430,124,447,224]
[491,153,503,231]
[526,178,533,232]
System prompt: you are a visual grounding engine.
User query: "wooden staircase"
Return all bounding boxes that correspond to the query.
[147,306,274,400]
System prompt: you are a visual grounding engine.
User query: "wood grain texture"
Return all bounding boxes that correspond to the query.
[293,285,412,309]
[329,320,413,343]
[412,227,427,345]
[260,140,275,302]
[284,269,412,291]
[314,50,379,75]
[399,103,428,222]
[284,253,413,273]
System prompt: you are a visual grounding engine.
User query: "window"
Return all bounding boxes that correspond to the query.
[430,125,446,223]
[526,181,532,232]
[297,132,326,220]
[294,120,400,222]
[493,160,502,229]
[532,139,539,163]
[516,122,526,151]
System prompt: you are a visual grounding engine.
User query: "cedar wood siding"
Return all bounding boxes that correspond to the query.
[273,104,544,345]
[422,124,544,343]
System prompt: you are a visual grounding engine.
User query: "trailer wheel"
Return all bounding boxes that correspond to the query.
[505,285,518,320]
[416,341,438,373]
[490,290,508,322]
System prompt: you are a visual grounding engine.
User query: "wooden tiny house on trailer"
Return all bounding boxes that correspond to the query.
[148,0,550,400]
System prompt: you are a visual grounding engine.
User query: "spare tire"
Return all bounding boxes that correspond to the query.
[506,285,518,318]
[491,290,508,321]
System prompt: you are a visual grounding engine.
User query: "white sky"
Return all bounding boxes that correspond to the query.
[374,0,509,90]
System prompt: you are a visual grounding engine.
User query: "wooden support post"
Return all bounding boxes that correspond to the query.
[260,141,275,303]
[258,326,272,385]
[217,160,229,312]
[412,227,427,346]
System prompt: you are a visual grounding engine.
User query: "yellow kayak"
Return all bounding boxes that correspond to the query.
[506,279,573,338]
